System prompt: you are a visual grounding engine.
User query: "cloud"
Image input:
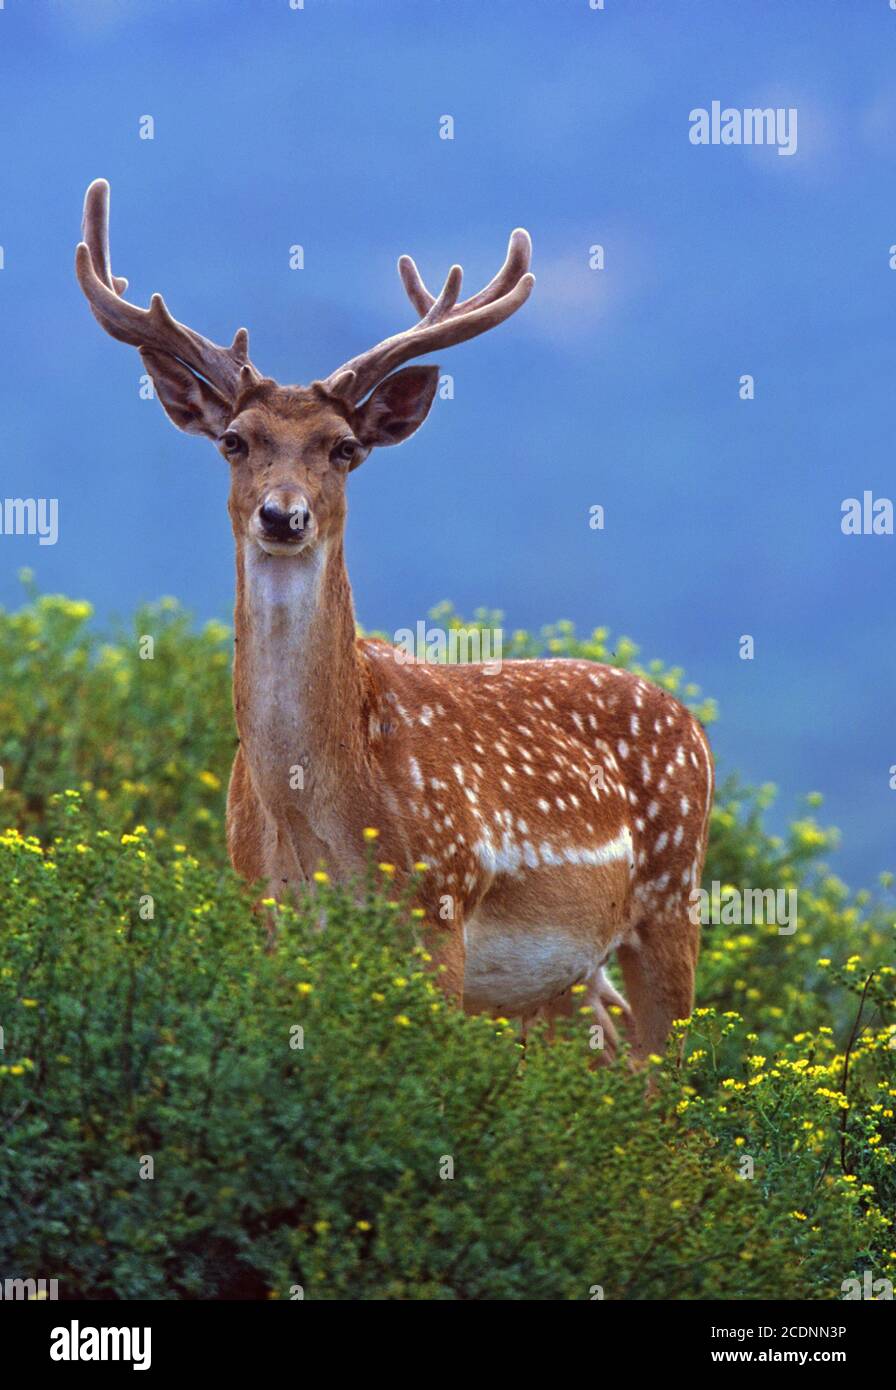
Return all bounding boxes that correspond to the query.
[522,230,655,347]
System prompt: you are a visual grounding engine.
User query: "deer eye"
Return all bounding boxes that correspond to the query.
[221,431,245,455]
[332,437,359,466]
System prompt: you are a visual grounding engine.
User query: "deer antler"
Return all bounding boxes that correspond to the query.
[325,229,534,402]
[75,179,259,403]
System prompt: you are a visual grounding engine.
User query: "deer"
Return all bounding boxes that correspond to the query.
[75,178,713,1062]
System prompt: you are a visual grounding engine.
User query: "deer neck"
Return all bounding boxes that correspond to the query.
[233,536,368,821]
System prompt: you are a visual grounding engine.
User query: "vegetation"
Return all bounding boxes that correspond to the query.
[0,582,893,1299]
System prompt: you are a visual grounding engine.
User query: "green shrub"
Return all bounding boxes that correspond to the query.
[0,584,894,1299]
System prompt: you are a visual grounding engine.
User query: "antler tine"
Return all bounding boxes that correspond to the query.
[81,178,128,296]
[397,254,435,317]
[419,264,464,326]
[325,230,534,403]
[399,228,531,322]
[75,179,258,402]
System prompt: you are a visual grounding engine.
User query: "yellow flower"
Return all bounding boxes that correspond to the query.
[817,958,831,968]
[21,999,38,1008]
[378,862,396,877]
[362,827,379,841]
[394,1014,411,1027]
[411,908,425,919]
[198,770,221,790]
[791,1211,807,1221]
[312,871,330,884]
[571,983,586,995]
[356,1220,372,1232]
[413,861,429,872]
[296,983,314,996]
[313,1220,330,1234]
[10,1065,25,1076]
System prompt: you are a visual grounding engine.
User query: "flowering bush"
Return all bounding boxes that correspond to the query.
[0,585,893,1299]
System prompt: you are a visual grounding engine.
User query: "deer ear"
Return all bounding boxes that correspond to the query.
[140,348,233,439]
[355,365,439,448]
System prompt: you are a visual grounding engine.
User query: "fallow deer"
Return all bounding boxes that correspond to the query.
[76,179,713,1060]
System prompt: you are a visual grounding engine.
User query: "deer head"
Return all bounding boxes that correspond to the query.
[75,180,534,558]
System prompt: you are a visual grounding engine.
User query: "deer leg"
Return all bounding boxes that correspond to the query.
[585,967,635,1063]
[226,747,267,883]
[529,967,632,1065]
[616,915,699,1064]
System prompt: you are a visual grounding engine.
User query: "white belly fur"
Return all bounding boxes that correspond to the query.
[462,916,619,1016]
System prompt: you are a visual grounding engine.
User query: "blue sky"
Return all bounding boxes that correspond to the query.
[0,0,893,886]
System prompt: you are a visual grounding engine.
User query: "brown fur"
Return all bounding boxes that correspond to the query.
[76,192,713,1058]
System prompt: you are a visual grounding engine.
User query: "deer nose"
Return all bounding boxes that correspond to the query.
[258,497,310,541]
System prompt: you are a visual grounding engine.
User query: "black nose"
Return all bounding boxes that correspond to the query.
[259,501,309,541]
